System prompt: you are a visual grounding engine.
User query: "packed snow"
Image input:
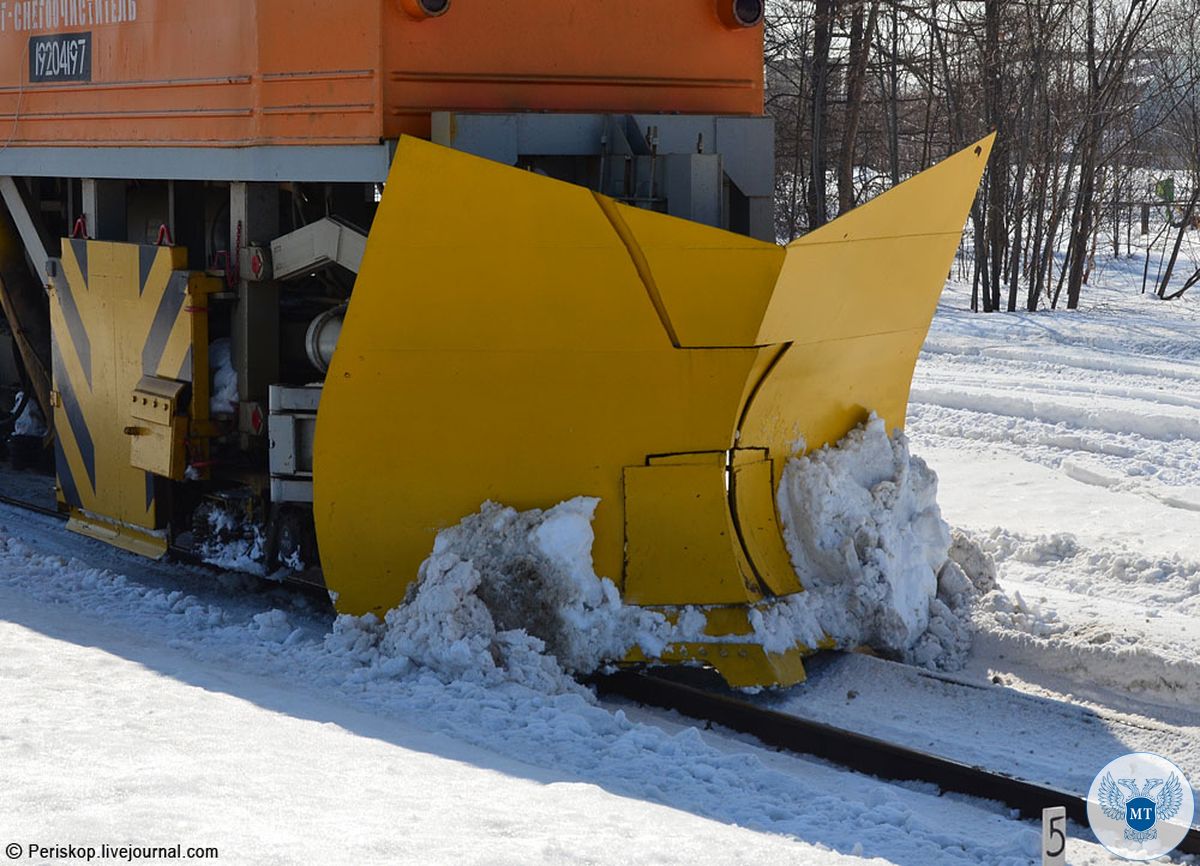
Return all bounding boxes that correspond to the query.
[328,497,697,693]
[907,254,1200,729]
[764,651,1200,800]
[0,568,845,866]
[777,415,950,653]
[414,497,664,679]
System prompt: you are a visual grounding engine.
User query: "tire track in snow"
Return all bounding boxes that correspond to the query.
[909,384,1200,443]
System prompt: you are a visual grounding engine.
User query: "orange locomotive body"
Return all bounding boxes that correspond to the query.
[0,0,764,150]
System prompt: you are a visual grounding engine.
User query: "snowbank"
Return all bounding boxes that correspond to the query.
[958,526,1200,708]
[771,415,993,670]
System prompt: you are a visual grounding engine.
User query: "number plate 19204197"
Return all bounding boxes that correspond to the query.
[29,32,92,83]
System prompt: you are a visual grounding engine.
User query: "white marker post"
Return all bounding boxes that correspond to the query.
[1042,806,1067,866]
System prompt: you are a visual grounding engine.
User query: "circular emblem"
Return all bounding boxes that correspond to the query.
[1088,752,1195,860]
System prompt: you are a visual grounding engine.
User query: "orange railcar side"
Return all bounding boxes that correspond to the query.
[0,0,764,150]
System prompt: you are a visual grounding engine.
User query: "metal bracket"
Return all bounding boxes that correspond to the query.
[268,385,321,503]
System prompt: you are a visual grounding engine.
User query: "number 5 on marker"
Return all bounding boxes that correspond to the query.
[1042,806,1066,865]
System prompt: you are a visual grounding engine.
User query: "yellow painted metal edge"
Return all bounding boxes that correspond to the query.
[622,642,809,689]
[67,511,168,559]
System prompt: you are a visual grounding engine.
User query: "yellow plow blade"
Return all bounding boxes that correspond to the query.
[314,134,993,687]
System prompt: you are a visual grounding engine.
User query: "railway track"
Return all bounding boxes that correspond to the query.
[0,491,59,519]
[0,481,331,601]
[595,670,1200,856]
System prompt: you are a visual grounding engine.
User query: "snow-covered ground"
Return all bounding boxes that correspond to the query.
[1,250,1197,864]
[909,257,1200,727]
[0,503,1067,866]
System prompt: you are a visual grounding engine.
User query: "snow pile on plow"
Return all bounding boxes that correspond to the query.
[325,499,677,693]
[771,415,995,670]
[325,416,998,690]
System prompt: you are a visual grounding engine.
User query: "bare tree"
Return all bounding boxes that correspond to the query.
[765,0,1193,312]
[838,1,882,214]
[809,0,836,229]
[1059,0,1161,309]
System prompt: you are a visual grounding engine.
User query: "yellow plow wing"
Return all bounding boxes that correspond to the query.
[314,134,993,687]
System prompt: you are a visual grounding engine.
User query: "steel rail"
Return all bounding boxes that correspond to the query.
[0,490,61,519]
[595,670,1200,856]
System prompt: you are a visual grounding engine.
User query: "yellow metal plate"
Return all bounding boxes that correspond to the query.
[731,454,803,597]
[761,137,995,344]
[51,241,192,537]
[623,457,761,606]
[314,137,766,616]
[67,512,168,559]
[609,202,785,347]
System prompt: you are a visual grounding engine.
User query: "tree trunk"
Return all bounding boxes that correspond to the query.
[838,1,881,215]
[983,0,1006,312]
[809,0,835,231]
[1158,185,1200,298]
[889,1,902,185]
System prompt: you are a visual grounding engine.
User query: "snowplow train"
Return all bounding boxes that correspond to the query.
[0,1,990,688]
